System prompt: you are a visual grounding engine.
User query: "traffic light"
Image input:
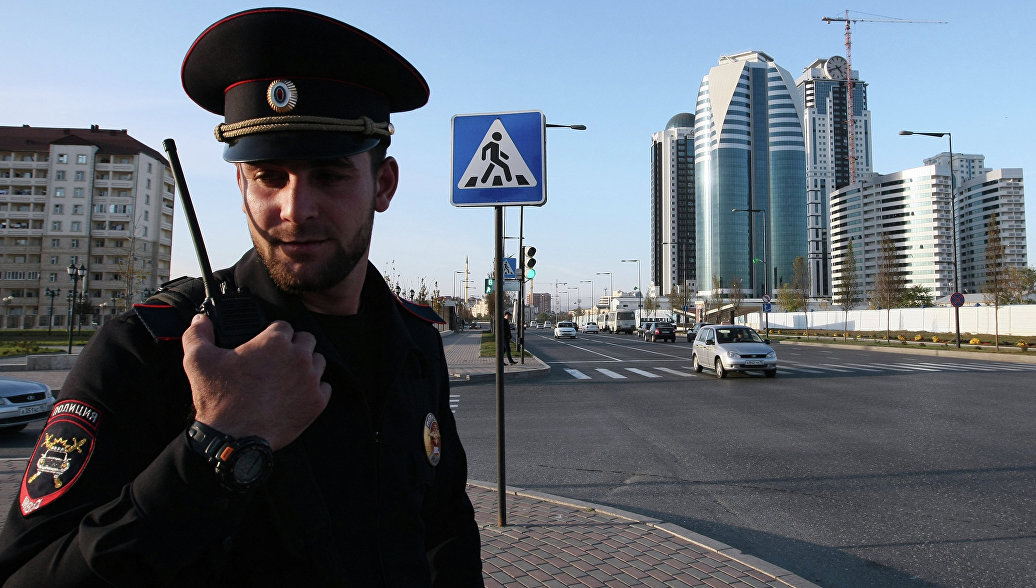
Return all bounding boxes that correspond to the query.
[523,246,537,279]
[484,278,495,294]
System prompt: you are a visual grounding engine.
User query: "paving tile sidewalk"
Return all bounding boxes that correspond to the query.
[470,481,817,587]
[442,329,551,384]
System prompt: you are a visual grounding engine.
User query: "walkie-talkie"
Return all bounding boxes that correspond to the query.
[163,139,267,348]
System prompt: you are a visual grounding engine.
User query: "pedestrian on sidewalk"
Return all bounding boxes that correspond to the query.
[0,8,482,586]
[502,311,517,364]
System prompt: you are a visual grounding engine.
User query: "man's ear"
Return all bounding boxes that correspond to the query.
[374,156,399,213]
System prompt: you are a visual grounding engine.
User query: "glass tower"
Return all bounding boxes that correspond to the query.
[694,51,807,297]
[650,113,695,297]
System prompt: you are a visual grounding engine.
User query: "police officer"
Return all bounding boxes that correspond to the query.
[0,8,483,586]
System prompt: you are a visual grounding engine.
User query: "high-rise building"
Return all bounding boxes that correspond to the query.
[955,167,1027,293]
[0,125,174,329]
[650,113,695,297]
[830,166,957,300]
[796,56,872,299]
[694,51,807,297]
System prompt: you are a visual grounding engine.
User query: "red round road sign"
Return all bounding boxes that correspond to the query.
[950,292,965,307]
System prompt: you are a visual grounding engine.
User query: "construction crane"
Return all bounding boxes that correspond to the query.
[822,10,946,184]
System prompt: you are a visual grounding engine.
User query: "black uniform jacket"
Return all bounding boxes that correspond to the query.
[0,252,484,587]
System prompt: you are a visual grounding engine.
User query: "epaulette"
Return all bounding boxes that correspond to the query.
[133,276,204,342]
[396,296,445,324]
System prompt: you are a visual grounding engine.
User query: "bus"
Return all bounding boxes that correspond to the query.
[603,310,636,334]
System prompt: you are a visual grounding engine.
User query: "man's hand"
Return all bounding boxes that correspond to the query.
[182,314,331,450]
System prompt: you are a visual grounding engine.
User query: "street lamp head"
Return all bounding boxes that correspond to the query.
[898,130,913,135]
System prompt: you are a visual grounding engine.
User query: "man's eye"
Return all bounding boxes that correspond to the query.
[254,172,286,186]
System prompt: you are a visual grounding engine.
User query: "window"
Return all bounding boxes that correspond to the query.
[51,221,62,231]
[70,239,79,248]
[74,171,84,181]
[56,170,65,180]
[57,154,68,163]
[93,256,104,265]
[70,222,81,232]
[55,188,65,198]
[95,240,104,248]
[50,256,59,265]
[73,188,84,197]
[77,154,87,164]
[72,205,83,215]
[53,204,64,214]
[51,239,60,248]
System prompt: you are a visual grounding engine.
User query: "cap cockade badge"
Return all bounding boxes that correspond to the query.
[267,80,298,113]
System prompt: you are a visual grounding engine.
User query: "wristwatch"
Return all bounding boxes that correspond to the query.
[186,420,273,492]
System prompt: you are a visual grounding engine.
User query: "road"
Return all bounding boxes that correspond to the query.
[455,330,1036,587]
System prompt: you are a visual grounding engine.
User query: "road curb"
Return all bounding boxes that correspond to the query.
[776,339,1036,364]
[467,480,820,588]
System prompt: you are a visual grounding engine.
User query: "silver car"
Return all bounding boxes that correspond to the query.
[692,325,777,379]
[0,376,56,433]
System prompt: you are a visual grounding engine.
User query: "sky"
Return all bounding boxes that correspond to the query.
[4,0,1034,309]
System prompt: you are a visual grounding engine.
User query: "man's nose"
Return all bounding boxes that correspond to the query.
[279,176,318,222]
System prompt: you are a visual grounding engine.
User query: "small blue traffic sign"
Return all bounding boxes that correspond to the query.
[451,111,546,207]
[950,292,965,307]
[763,303,772,313]
[503,257,517,279]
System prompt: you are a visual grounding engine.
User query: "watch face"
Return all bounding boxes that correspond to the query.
[232,447,269,484]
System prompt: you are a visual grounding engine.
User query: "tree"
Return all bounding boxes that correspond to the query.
[833,240,861,340]
[776,283,803,312]
[643,295,658,316]
[791,256,810,335]
[728,277,745,324]
[983,213,1006,350]
[710,276,726,323]
[901,285,933,308]
[874,234,906,342]
[669,284,691,326]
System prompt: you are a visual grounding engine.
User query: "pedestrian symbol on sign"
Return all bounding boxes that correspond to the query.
[458,119,537,189]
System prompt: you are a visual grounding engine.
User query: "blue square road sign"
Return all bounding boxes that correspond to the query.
[451,111,546,207]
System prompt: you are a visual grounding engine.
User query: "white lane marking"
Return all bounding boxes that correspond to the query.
[564,368,592,380]
[596,368,627,379]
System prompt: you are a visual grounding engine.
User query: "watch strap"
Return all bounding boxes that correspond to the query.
[187,420,230,462]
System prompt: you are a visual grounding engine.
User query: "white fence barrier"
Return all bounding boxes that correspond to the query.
[745,305,1036,337]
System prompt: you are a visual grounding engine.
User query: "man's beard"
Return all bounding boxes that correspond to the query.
[253,204,375,293]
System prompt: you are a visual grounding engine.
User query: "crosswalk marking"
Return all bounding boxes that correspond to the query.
[625,368,661,378]
[551,359,1036,381]
[656,367,695,377]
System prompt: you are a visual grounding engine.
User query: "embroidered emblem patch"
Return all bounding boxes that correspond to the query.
[267,79,298,113]
[20,400,100,516]
[423,413,441,466]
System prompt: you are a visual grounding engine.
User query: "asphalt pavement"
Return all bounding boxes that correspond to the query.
[0,332,822,587]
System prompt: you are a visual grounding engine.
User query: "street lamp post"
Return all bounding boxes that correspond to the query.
[580,280,593,325]
[899,130,961,348]
[66,263,86,354]
[1,296,13,330]
[553,281,566,324]
[621,259,641,321]
[45,288,60,334]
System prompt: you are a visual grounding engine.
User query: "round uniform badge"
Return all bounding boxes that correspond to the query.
[266,80,298,113]
[423,413,441,466]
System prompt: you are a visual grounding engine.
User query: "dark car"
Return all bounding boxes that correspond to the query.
[686,322,714,343]
[645,322,676,342]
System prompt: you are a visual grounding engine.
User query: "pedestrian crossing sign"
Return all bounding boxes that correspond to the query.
[451,111,546,207]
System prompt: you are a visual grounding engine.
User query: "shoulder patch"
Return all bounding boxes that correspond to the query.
[396,297,445,324]
[20,400,101,515]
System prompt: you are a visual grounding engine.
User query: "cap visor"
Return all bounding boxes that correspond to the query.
[222,131,382,163]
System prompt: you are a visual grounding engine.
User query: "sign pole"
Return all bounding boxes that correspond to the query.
[494,205,507,526]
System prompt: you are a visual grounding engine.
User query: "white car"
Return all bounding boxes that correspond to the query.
[583,322,599,334]
[692,325,777,379]
[553,321,577,339]
[542,321,552,330]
